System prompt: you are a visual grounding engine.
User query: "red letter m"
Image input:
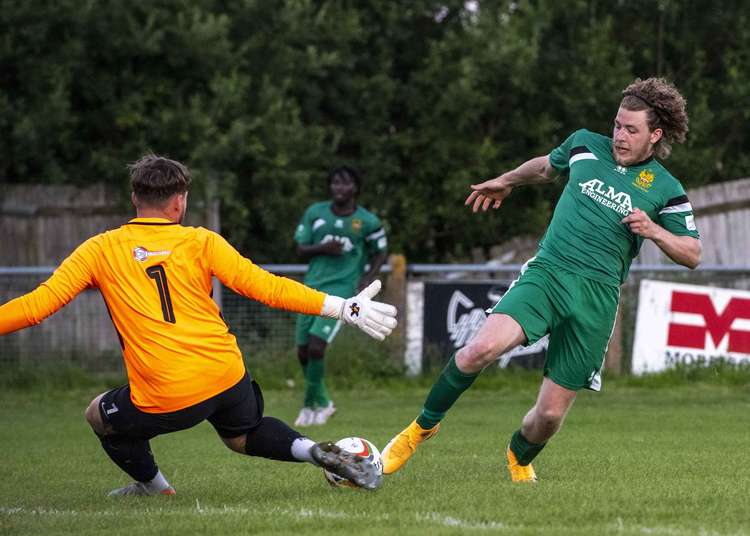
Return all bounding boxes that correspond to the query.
[667,291,750,353]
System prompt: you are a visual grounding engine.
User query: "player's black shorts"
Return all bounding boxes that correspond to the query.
[98,373,264,440]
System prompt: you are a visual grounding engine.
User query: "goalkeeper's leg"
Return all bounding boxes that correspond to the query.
[85,392,175,496]
[215,378,379,489]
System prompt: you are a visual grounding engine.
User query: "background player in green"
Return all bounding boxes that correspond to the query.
[382,77,702,481]
[293,166,388,426]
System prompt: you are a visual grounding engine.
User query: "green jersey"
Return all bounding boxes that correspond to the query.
[541,129,699,286]
[294,201,387,297]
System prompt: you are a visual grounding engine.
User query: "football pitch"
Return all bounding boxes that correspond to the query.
[1,382,749,535]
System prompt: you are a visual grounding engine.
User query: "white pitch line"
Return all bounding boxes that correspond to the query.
[0,504,501,529]
[417,512,508,530]
[2,506,748,536]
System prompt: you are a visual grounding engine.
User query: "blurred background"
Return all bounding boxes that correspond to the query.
[1,0,749,380]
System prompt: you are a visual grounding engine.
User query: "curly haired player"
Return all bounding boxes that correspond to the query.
[382,77,701,482]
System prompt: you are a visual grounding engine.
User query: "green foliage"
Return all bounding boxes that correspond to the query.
[0,362,123,392]
[2,1,749,261]
[4,350,750,393]
[619,360,750,388]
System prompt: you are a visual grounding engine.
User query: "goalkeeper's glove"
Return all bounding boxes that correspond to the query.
[321,280,397,341]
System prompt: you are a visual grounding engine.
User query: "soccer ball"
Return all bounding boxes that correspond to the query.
[323,437,383,488]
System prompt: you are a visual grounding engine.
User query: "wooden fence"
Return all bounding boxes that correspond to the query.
[2,177,749,371]
[635,177,750,265]
[0,183,218,367]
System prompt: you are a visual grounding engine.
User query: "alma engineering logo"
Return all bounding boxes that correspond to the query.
[578,179,633,216]
[667,291,750,353]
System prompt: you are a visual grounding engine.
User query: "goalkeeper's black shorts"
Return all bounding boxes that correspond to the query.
[98,373,264,439]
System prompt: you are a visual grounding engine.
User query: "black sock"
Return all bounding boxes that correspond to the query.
[99,434,158,482]
[510,429,546,466]
[244,417,303,462]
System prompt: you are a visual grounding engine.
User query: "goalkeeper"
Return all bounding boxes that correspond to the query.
[0,154,396,495]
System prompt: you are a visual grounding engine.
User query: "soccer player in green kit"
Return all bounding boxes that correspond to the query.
[294,166,388,426]
[382,77,702,481]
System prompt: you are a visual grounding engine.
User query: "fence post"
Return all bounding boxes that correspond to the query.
[384,253,407,360]
[205,175,223,310]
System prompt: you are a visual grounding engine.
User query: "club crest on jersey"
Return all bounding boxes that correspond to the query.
[633,169,655,192]
[132,246,171,262]
[351,219,363,233]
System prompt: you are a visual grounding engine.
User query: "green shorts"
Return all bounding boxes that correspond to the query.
[492,258,619,391]
[295,282,353,346]
[295,314,343,346]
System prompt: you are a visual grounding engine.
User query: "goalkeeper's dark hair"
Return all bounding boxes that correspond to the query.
[129,153,191,207]
[327,165,361,194]
[621,77,689,160]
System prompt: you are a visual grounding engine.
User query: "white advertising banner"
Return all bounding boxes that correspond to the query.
[632,280,750,374]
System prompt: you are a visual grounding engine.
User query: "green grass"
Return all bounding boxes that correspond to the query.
[1,379,749,536]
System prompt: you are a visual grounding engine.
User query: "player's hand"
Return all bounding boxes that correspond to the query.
[340,280,397,341]
[320,240,344,256]
[465,178,514,212]
[621,208,661,239]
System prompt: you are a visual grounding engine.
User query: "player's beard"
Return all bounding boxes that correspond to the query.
[612,143,652,166]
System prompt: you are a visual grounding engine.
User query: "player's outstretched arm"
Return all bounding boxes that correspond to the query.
[320,280,397,341]
[209,232,397,339]
[0,241,96,335]
[465,155,557,212]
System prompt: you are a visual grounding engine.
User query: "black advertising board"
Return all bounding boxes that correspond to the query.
[421,281,547,371]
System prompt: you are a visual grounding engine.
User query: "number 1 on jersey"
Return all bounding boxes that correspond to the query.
[146,265,176,323]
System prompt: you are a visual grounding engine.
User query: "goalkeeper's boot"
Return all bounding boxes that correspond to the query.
[381,419,440,475]
[505,445,537,483]
[108,481,176,497]
[311,441,382,490]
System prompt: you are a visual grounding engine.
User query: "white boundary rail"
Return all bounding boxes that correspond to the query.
[4,264,750,374]
[2,263,749,276]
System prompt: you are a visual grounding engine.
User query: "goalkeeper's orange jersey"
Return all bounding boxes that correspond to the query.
[0,218,326,413]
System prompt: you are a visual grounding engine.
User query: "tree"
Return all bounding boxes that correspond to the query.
[1,0,748,262]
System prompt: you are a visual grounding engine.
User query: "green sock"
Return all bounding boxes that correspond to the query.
[299,358,309,405]
[315,373,331,407]
[305,358,329,407]
[416,354,478,429]
[509,429,546,465]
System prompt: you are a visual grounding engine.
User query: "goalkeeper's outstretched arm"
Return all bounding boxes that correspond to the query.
[208,232,397,340]
[0,240,96,335]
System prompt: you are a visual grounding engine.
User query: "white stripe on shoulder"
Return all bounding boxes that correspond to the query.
[366,228,385,241]
[659,202,693,214]
[569,152,598,165]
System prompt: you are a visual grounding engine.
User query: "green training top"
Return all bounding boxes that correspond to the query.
[539,129,699,286]
[294,201,387,297]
